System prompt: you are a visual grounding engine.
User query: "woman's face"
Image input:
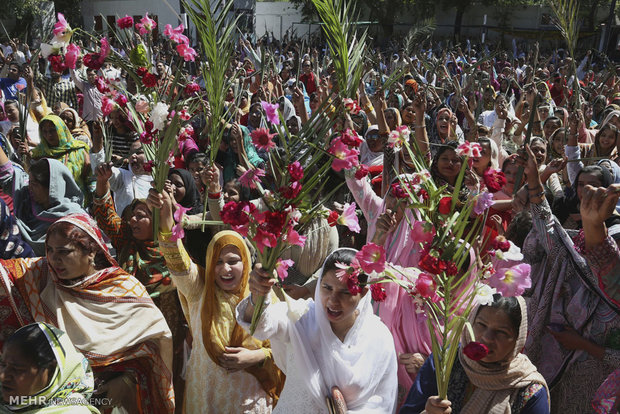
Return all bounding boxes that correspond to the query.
[169,173,186,203]
[543,120,561,140]
[5,104,19,123]
[226,87,234,101]
[188,161,206,189]
[436,149,462,183]
[286,117,300,135]
[387,94,400,109]
[320,269,363,332]
[365,131,383,152]
[436,112,451,138]
[214,245,244,292]
[401,105,415,124]
[552,133,565,155]
[223,182,240,203]
[577,172,603,201]
[46,233,95,280]
[28,174,49,207]
[472,142,492,172]
[129,204,153,241]
[0,344,51,403]
[502,162,519,193]
[598,128,617,153]
[530,141,547,165]
[385,111,397,130]
[607,115,620,130]
[351,113,365,134]
[40,121,59,147]
[109,111,124,130]
[59,112,75,130]
[473,307,518,364]
[249,108,262,128]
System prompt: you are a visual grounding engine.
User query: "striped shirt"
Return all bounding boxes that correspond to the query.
[36,75,78,109]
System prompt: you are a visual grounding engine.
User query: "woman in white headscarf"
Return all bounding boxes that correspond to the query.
[238,248,398,413]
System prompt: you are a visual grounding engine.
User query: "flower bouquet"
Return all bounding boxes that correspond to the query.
[352,140,531,399]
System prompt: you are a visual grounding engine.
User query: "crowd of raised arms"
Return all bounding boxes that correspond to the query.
[0,10,618,414]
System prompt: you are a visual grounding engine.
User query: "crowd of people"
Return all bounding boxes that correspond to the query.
[0,14,617,414]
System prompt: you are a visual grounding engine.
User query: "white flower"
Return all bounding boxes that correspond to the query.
[149,102,170,131]
[475,283,497,306]
[495,241,523,262]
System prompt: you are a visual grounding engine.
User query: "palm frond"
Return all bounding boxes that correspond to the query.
[185,0,239,161]
[404,18,436,57]
[548,0,582,104]
[311,0,367,98]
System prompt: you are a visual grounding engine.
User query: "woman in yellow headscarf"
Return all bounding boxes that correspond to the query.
[150,188,284,414]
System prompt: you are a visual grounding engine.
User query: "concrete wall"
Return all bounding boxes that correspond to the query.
[255,2,314,39]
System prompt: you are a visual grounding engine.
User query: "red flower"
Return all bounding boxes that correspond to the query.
[347,277,362,295]
[250,128,276,151]
[83,53,104,70]
[491,236,511,252]
[483,169,507,193]
[136,67,148,77]
[115,94,128,108]
[142,72,158,88]
[445,261,458,276]
[117,15,134,29]
[355,164,369,179]
[418,249,447,275]
[390,182,408,199]
[184,82,201,96]
[418,189,429,201]
[415,273,439,302]
[253,226,278,253]
[221,201,252,226]
[263,211,287,237]
[48,55,66,73]
[327,210,339,227]
[370,284,387,302]
[438,196,452,215]
[287,161,304,182]
[143,161,154,173]
[95,77,108,94]
[340,129,363,147]
[463,342,489,361]
[280,181,302,200]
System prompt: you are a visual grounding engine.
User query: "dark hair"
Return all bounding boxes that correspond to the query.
[8,62,20,71]
[505,211,533,249]
[30,159,51,188]
[86,67,97,75]
[5,324,57,371]
[543,116,562,127]
[322,249,368,286]
[46,222,110,269]
[187,152,208,166]
[530,136,547,147]
[576,165,611,188]
[479,294,522,333]
[3,99,17,109]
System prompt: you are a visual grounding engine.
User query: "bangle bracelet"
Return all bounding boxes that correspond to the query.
[528,186,544,193]
[208,191,221,199]
[415,124,427,128]
[530,190,545,199]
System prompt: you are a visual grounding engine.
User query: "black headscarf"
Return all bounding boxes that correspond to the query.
[169,168,203,215]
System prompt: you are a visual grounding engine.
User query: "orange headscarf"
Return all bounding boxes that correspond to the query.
[201,231,284,402]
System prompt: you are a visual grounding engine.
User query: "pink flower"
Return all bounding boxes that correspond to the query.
[337,202,360,233]
[100,37,111,58]
[487,263,531,296]
[483,168,507,193]
[261,101,280,125]
[340,129,363,147]
[64,44,80,69]
[463,342,489,361]
[355,243,386,274]
[411,221,435,246]
[286,227,307,247]
[117,15,134,29]
[15,83,26,92]
[473,191,494,215]
[329,138,359,172]
[334,262,361,294]
[239,168,265,189]
[177,43,197,62]
[287,161,304,181]
[280,181,302,199]
[387,125,411,148]
[275,259,295,281]
[178,109,191,121]
[114,94,128,108]
[253,227,278,254]
[136,13,157,35]
[53,13,71,38]
[250,128,276,151]
[415,273,440,302]
[101,96,115,117]
[457,141,482,158]
[170,223,185,241]
[173,204,191,223]
[143,161,154,173]
[164,24,189,44]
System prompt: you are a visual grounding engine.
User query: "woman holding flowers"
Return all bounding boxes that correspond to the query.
[518,144,620,414]
[400,295,550,414]
[147,188,284,414]
[240,248,398,413]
